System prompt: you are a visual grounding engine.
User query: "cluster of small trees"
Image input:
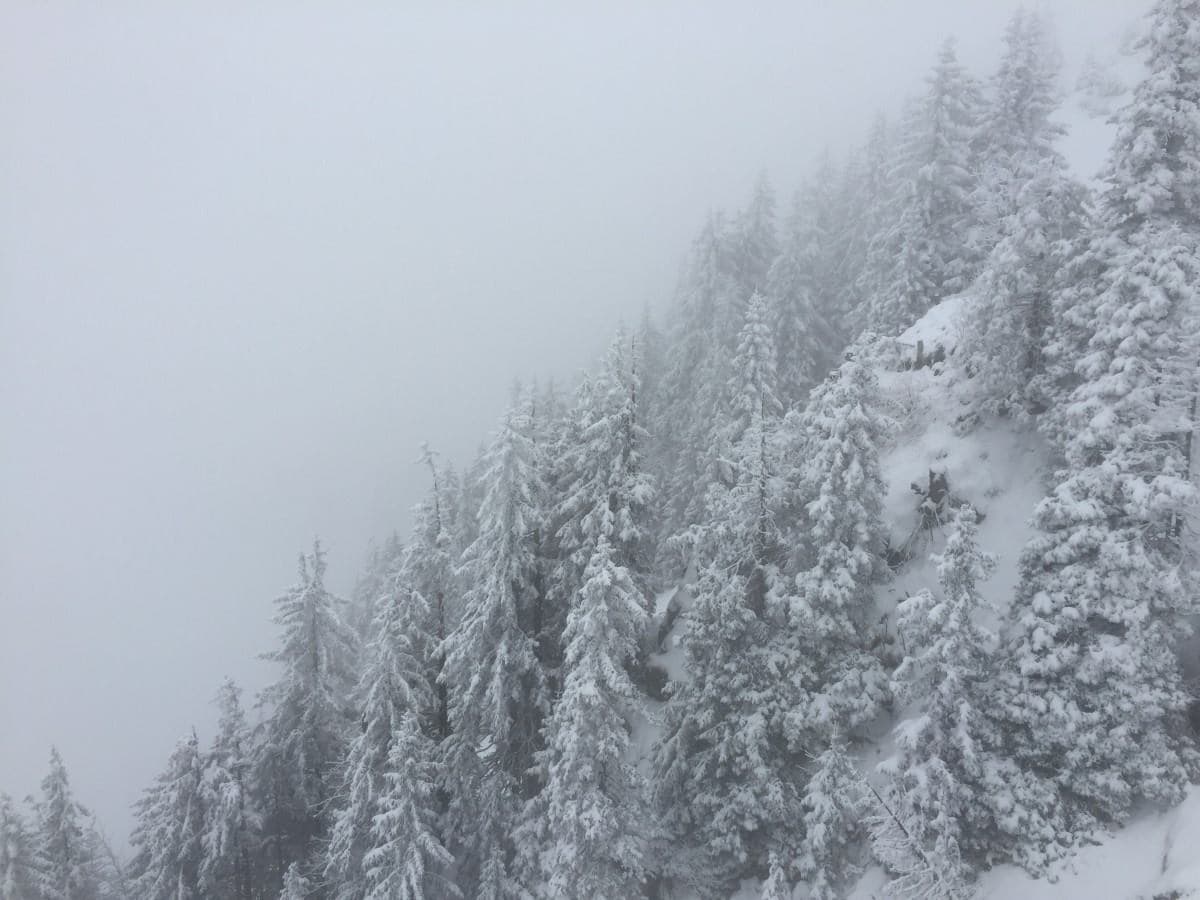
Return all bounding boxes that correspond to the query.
[0,750,128,900]
[5,1,1198,897]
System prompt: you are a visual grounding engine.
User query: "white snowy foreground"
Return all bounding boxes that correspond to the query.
[854,787,1200,900]
[711,788,1200,898]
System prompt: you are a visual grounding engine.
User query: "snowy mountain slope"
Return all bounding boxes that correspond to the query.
[646,289,1200,899]
[643,295,1061,898]
[848,299,1200,900]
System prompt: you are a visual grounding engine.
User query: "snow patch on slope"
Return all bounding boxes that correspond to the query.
[873,296,1050,632]
[976,786,1200,900]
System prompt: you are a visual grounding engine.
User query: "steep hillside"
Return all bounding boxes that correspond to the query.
[650,295,1059,898]
[647,293,1200,900]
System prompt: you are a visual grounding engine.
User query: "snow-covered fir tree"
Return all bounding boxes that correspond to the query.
[974,10,1063,240]
[407,446,464,743]
[961,10,1092,418]
[1076,51,1126,118]
[89,829,131,900]
[324,566,438,900]
[656,211,741,544]
[961,159,1090,419]
[801,155,856,342]
[867,40,983,334]
[785,352,890,746]
[716,291,784,486]
[636,306,669,464]
[199,680,258,900]
[519,333,656,897]
[130,731,206,900]
[765,201,834,409]
[655,297,801,894]
[254,540,358,892]
[0,794,35,900]
[439,395,549,896]
[656,177,785,548]
[521,538,651,898]
[847,115,899,335]
[886,511,1050,873]
[362,713,458,900]
[546,334,655,620]
[866,780,971,900]
[31,748,100,900]
[796,741,867,900]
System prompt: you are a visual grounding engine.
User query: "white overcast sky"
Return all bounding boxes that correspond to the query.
[1,0,1141,844]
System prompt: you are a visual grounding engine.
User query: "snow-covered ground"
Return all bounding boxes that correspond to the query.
[849,787,1200,899]
[979,786,1200,900]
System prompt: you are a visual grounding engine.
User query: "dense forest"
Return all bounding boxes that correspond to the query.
[4,1,1200,897]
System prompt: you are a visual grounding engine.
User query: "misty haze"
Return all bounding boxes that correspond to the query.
[4,1,1200,898]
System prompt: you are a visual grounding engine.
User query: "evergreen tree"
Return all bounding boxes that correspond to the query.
[84,828,128,900]
[850,115,901,335]
[758,854,792,900]
[796,742,866,900]
[1100,0,1200,239]
[520,334,656,897]
[888,512,1053,870]
[31,748,98,900]
[991,466,1196,850]
[547,334,654,623]
[0,794,35,900]
[254,540,358,892]
[1076,51,1126,119]
[324,573,437,900]
[636,305,668,450]
[408,446,464,744]
[802,154,855,340]
[657,211,740,543]
[866,780,971,900]
[867,41,982,334]
[523,539,650,899]
[130,732,206,900]
[715,292,783,489]
[199,680,258,900]
[961,160,1090,418]
[974,11,1064,241]
[654,299,800,892]
[654,530,798,893]
[362,714,458,900]
[657,176,784,546]
[439,397,549,896]
[785,354,890,746]
[765,200,832,409]
[961,10,1092,418]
